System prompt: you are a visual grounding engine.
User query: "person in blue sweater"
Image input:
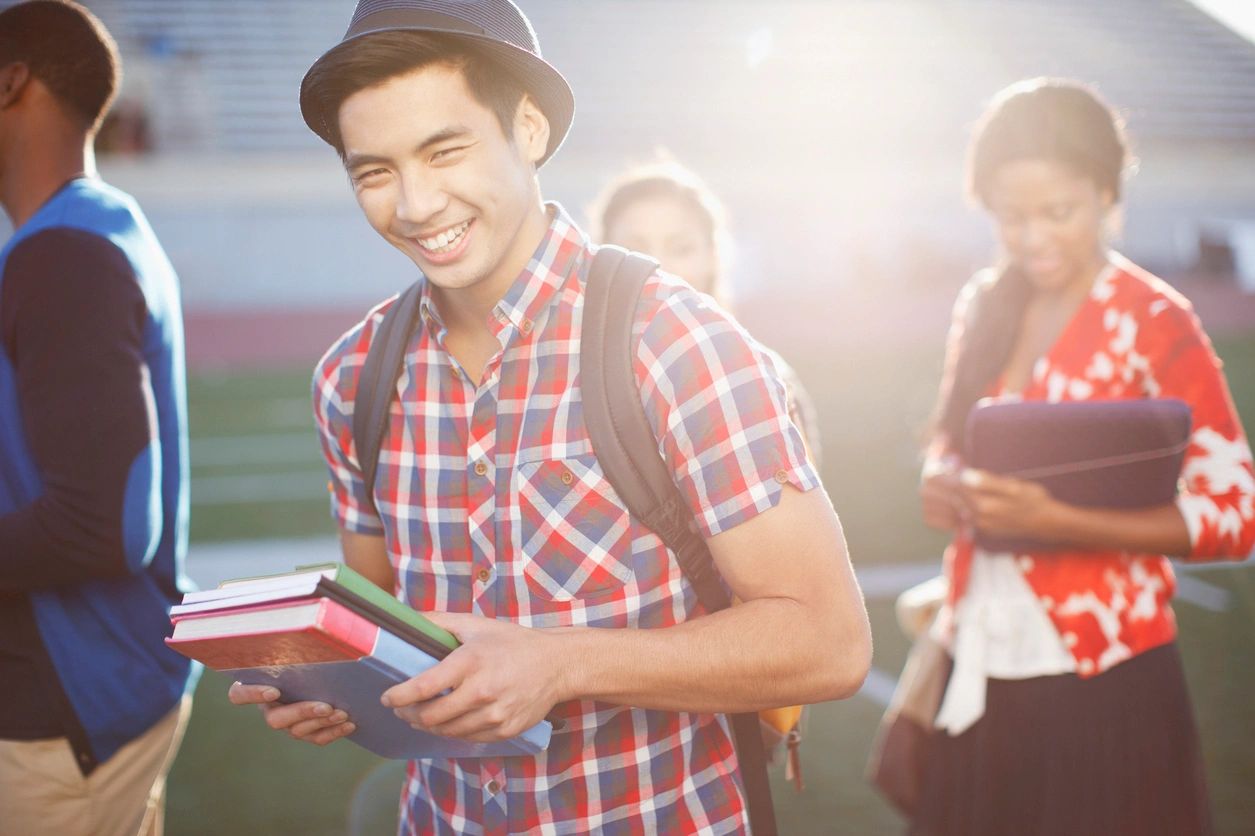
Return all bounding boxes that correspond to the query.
[0,3,195,834]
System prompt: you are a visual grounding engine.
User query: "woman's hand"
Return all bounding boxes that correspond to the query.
[920,457,966,532]
[956,469,1060,540]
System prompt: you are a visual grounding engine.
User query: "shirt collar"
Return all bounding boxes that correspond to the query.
[416,202,588,339]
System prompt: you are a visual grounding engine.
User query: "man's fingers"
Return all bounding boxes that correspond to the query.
[296,720,358,747]
[395,676,494,729]
[422,610,476,636]
[260,700,340,731]
[421,704,513,743]
[287,712,353,740]
[228,681,281,705]
[382,651,470,708]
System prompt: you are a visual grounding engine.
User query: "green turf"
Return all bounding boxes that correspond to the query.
[170,334,1255,835]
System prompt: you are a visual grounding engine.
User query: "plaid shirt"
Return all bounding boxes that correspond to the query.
[313,204,818,835]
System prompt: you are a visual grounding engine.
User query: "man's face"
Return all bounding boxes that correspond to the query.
[339,63,549,301]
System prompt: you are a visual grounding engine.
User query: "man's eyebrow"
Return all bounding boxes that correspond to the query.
[343,126,475,170]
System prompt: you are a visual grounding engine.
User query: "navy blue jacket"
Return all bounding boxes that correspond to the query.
[0,178,194,766]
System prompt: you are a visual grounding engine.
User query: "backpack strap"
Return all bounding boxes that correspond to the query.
[352,281,425,513]
[581,245,778,836]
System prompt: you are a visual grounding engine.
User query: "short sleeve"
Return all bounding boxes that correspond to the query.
[312,326,386,537]
[632,276,820,538]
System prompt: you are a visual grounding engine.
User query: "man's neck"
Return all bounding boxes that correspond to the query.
[1,126,95,229]
[430,198,551,385]
[432,199,551,334]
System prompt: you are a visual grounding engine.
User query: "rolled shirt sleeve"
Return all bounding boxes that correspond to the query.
[632,274,821,538]
[312,314,387,537]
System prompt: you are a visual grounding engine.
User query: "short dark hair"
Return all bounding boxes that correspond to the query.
[967,78,1129,206]
[302,31,526,157]
[0,0,120,131]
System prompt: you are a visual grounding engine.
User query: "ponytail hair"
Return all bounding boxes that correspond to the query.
[934,265,1032,452]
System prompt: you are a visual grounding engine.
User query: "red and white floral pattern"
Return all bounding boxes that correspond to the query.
[942,257,1255,678]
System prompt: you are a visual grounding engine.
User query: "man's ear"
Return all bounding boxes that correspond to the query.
[0,62,30,109]
[512,94,550,166]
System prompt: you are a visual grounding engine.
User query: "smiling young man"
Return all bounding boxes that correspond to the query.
[229,2,871,833]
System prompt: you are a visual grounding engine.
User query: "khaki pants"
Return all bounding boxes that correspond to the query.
[0,695,192,836]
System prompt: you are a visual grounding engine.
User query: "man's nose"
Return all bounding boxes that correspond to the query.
[395,168,447,226]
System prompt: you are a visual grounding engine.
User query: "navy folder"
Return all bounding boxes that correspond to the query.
[965,398,1192,552]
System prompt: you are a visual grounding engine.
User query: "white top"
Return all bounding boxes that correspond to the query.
[932,549,1076,736]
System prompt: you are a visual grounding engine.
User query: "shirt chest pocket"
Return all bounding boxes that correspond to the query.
[515,453,634,601]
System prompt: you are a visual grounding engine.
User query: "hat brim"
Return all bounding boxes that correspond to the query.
[299,27,574,167]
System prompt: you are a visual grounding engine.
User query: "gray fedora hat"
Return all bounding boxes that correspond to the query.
[300,0,574,166]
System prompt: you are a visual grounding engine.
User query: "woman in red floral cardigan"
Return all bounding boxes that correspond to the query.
[913,78,1255,836]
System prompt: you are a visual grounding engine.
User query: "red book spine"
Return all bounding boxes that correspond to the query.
[166,598,380,670]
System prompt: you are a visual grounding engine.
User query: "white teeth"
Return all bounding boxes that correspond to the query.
[418,221,469,254]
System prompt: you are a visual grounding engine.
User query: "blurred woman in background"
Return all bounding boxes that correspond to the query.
[592,159,822,465]
[913,77,1255,836]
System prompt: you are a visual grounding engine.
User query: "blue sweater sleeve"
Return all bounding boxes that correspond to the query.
[0,228,160,590]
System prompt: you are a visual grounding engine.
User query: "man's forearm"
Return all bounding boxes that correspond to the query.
[553,584,870,714]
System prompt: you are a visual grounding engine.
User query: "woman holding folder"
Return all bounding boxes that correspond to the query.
[912,78,1255,835]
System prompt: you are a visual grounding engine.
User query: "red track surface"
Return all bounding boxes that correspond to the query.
[183,282,1255,373]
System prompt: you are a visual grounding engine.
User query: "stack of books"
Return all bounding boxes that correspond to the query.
[167,563,552,759]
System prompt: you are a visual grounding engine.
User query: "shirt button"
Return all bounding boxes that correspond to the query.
[474,460,488,476]
[560,469,574,486]
[520,319,534,335]
[486,780,501,794]
[477,568,491,583]
[774,469,789,484]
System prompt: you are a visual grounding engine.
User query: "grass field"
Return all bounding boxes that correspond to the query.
[167,335,1255,835]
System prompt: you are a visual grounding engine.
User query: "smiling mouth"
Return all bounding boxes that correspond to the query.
[416,220,471,255]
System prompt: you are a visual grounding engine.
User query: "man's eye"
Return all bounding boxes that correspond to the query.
[432,146,468,162]
[353,168,387,183]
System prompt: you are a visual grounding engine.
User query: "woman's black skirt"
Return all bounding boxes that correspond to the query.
[909,643,1213,836]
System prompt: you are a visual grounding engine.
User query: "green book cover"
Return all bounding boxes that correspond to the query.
[311,563,460,654]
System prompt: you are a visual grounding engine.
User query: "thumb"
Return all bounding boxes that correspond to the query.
[423,610,479,640]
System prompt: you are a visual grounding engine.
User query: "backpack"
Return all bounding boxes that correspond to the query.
[352,246,784,835]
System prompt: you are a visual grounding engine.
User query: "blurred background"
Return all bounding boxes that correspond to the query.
[3,0,1254,833]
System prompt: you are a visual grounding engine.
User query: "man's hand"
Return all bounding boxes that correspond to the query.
[380,612,568,743]
[957,468,1059,540]
[227,682,356,746]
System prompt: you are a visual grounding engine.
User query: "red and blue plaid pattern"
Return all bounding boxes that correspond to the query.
[313,205,818,834]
